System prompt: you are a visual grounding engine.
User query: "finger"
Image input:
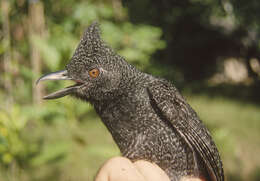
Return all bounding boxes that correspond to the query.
[134,160,171,181]
[95,156,146,181]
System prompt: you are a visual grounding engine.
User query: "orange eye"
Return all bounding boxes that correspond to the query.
[89,68,100,78]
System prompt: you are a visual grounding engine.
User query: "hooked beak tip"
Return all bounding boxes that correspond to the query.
[36,70,70,86]
[36,70,82,100]
[35,78,41,85]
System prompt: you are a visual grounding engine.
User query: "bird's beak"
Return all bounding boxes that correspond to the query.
[36,70,82,100]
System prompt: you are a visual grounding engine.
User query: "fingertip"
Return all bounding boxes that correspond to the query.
[134,160,171,181]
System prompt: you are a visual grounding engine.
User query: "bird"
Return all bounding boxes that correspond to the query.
[37,22,224,181]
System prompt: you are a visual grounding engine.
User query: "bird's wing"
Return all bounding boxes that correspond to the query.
[147,79,224,181]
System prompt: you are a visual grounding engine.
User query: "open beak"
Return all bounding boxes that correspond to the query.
[36,70,82,100]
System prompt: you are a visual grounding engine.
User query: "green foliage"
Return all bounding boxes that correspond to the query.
[102,22,165,69]
[44,1,164,71]
[32,35,61,71]
[0,105,33,165]
[30,142,69,166]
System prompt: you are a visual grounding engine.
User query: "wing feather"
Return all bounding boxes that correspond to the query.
[147,79,224,181]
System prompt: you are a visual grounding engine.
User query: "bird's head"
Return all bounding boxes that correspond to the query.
[37,22,132,103]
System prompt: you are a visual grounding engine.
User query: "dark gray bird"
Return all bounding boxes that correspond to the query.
[37,22,224,181]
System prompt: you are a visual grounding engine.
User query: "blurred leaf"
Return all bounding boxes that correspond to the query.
[32,35,61,71]
[98,3,114,18]
[30,142,69,166]
[2,153,13,164]
[20,65,34,80]
[73,3,98,25]
[102,22,165,69]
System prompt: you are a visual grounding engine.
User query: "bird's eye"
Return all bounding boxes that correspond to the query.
[89,68,100,78]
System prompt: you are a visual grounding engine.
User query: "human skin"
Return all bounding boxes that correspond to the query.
[95,157,202,181]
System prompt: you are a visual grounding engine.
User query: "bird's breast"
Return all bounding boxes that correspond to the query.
[96,95,199,181]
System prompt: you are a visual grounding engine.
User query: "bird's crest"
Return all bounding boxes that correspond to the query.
[66,22,116,78]
[82,21,101,42]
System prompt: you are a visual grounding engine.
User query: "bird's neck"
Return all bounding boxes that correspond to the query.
[93,81,153,156]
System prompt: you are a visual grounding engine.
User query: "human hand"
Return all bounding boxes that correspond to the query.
[95,156,170,181]
[95,156,203,181]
